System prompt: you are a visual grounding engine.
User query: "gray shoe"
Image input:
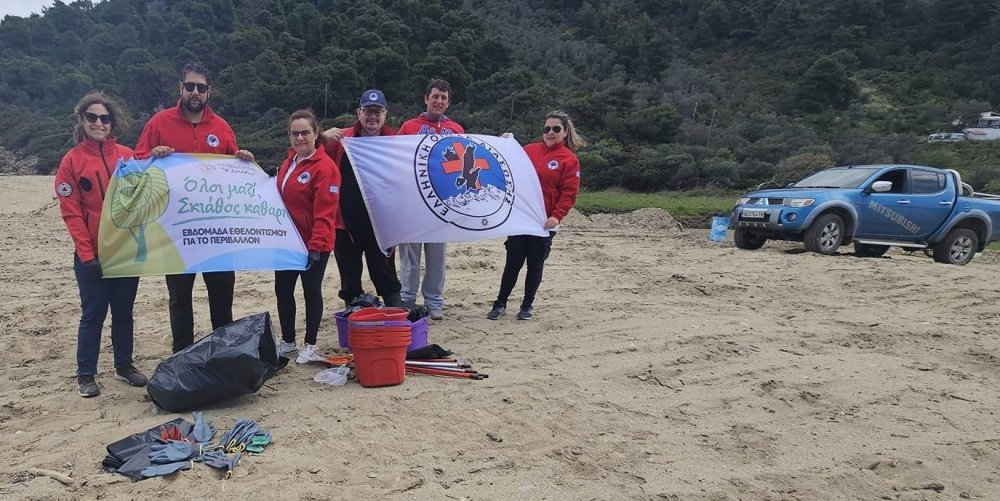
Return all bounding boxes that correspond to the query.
[428,308,444,320]
[78,375,100,398]
[516,307,533,320]
[487,304,506,320]
[115,364,148,387]
[278,340,297,357]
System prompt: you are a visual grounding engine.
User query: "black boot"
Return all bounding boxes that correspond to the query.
[383,291,404,308]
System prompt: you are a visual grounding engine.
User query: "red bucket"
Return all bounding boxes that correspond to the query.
[348,325,410,388]
[350,307,409,322]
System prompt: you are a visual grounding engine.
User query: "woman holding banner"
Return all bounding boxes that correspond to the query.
[275,109,341,364]
[55,93,147,398]
[486,111,583,321]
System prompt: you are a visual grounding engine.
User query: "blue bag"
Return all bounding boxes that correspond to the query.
[709,216,730,242]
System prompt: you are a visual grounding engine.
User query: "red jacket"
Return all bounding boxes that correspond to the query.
[397,113,464,136]
[55,137,135,262]
[523,141,581,221]
[324,122,395,231]
[324,121,396,164]
[134,102,238,158]
[276,147,340,253]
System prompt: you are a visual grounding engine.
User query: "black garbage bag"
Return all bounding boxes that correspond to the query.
[102,417,193,481]
[147,312,280,412]
[407,305,429,322]
[406,344,453,360]
[344,292,382,315]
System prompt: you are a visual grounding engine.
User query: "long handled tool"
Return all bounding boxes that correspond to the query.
[405,360,471,369]
[407,358,464,364]
[406,366,488,380]
[408,365,479,374]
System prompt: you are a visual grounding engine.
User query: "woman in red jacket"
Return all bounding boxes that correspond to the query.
[274,109,341,363]
[487,110,583,320]
[55,93,147,398]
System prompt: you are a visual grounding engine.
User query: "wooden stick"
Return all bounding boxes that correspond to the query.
[28,468,75,485]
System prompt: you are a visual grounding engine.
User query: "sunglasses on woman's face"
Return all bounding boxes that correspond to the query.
[83,112,112,125]
[543,125,563,134]
[182,82,210,93]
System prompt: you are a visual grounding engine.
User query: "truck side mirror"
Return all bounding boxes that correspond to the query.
[871,181,892,193]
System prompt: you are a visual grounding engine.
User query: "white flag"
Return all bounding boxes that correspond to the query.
[342,134,548,252]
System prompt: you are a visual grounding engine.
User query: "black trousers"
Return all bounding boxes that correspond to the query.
[333,228,401,303]
[275,252,330,345]
[167,271,235,353]
[494,232,555,309]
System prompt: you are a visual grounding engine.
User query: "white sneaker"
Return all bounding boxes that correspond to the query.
[296,344,325,365]
[278,341,297,357]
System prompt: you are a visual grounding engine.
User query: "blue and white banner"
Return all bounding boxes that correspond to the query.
[98,153,307,277]
[342,134,548,252]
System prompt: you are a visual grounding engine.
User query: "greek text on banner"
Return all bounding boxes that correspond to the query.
[97,153,307,277]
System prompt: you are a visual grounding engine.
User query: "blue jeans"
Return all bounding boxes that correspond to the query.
[398,242,446,309]
[74,254,140,376]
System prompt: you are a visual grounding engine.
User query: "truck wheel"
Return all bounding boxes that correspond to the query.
[734,228,767,250]
[932,228,978,265]
[855,243,889,257]
[803,213,844,255]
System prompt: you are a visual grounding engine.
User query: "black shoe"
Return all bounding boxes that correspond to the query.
[382,292,404,308]
[115,364,148,387]
[517,307,533,320]
[78,375,100,398]
[487,304,506,320]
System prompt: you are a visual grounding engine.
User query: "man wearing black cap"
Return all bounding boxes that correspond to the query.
[321,90,404,308]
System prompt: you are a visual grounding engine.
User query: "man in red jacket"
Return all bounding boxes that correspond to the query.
[396,79,464,320]
[134,62,255,353]
[321,89,404,309]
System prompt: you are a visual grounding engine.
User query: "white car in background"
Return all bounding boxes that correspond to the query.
[927,132,966,143]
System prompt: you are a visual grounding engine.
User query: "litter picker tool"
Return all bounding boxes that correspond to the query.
[406,366,488,380]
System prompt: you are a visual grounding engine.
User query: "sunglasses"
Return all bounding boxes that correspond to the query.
[82,112,112,125]
[543,125,563,134]
[289,130,313,138]
[182,82,210,93]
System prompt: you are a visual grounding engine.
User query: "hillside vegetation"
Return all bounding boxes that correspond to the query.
[2,0,999,190]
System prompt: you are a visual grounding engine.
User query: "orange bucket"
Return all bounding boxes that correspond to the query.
[349,307,409,322]
[348,324,411,388]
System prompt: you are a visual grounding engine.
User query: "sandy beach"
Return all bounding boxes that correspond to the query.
[2,175,999,500]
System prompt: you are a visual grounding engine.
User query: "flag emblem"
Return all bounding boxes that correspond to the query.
[415,135,515,231]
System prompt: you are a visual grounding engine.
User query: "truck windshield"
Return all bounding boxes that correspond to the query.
[792,168,879,189]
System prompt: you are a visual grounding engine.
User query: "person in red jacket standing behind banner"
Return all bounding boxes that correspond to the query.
[396,78,464,320]
[55,92,147,398]
[134,62,255,354]
[486,110,583,321]
[274,109,340,364]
